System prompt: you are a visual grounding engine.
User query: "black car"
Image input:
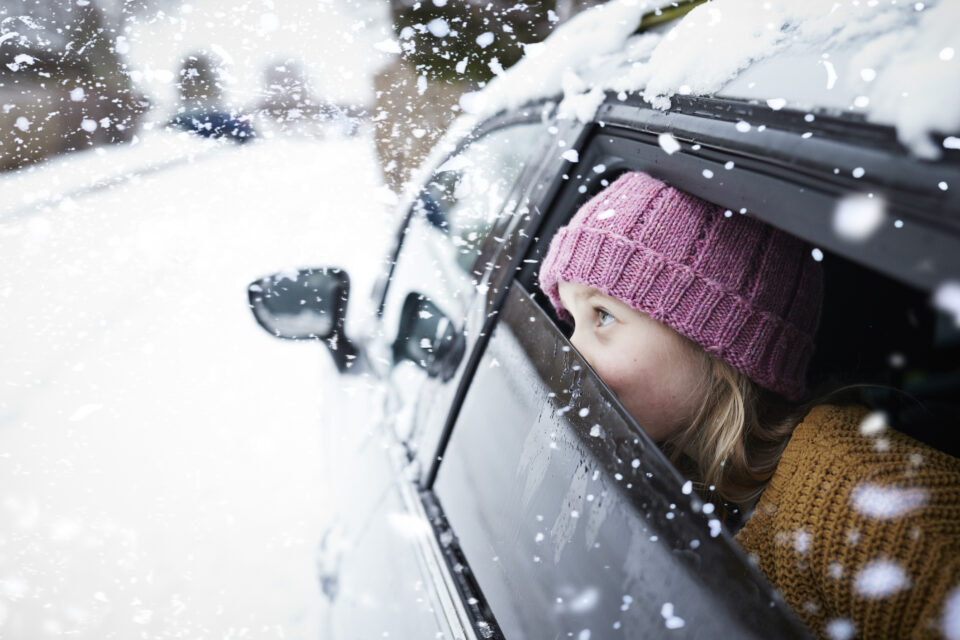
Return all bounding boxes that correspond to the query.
[248,6,960,639]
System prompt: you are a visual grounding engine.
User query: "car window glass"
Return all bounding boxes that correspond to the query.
[377,121,546,440]
[432,283,810,638]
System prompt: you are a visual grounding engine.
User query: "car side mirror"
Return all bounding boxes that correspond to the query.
[247,267,361,373]
[393,293,465,381]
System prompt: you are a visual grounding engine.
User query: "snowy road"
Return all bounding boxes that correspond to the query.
[0,131,393,638]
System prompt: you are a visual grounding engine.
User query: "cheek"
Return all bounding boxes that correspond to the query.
[591,340,705,439]
[591,352,647,395]
[590,350,660,411]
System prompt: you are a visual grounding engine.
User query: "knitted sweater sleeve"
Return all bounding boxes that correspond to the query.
[734,404,960,640]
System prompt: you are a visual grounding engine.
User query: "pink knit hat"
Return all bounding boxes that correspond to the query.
[539,171,822,400]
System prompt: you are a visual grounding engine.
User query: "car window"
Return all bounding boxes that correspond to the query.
[432,282,810,638]
[376,120,547,442]
[432,115,960,638]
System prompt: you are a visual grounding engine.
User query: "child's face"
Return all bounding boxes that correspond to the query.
[557,281,709,442]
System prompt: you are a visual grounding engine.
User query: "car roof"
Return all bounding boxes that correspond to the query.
[461,0,960,161]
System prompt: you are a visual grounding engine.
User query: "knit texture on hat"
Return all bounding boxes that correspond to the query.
[539,171,823,400]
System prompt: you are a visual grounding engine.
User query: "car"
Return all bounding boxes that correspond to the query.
[247,2,960,638]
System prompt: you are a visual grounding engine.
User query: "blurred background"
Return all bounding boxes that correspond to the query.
[0,0,599,637]
[1,0,608,187]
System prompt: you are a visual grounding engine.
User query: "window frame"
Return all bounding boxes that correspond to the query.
[372,103,561,320]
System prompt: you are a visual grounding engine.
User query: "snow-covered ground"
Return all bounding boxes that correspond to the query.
[0,130,393,638]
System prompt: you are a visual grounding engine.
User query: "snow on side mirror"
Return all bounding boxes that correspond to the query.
[247,267,361,373]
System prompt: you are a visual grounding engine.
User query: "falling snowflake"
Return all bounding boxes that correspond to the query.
[825,618,856,640]
[833,194,886,241]
[854,558,911,598]
[851,484,928,520]
[943,585,960,640]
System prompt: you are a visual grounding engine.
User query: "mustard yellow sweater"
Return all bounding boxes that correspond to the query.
[735,404,960,639]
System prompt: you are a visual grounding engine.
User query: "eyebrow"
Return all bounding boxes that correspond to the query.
[560,285,612,310]
[585,290,615,306]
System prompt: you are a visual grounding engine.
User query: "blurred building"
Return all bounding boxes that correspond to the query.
[0,1,148,171]
[259,59,318,123]
[177,52,226,112]
[255,58,371,139]
[374,0,603,192]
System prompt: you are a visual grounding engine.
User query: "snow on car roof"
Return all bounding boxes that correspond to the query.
[461,0,960,159]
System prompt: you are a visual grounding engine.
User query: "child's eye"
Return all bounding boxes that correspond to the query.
[596,308,615,327]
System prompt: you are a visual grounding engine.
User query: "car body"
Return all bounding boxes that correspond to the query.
[248,3,960,638]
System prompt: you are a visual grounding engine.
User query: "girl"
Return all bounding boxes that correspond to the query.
[538,171,960,640]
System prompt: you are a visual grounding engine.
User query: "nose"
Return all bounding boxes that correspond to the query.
[569,326,581,350]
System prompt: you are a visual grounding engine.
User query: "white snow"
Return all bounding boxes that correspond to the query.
[0,130,391,638]
[708,518,721,537]
[660,602,685,629]
[569,586,600,613]
[944,585,960,640]
[427,18,450,38]
[658,132,680,155]
[825,618,856,640]
[374,38,402,54]
[934,281,960,326]
[460,0,959,158]
[460,0,663,119]
[854,558,911,598]
[1,131,217,218]
[386,511,433,538]
[67,403,103,422]
[121,1,389,116]
[476,31,495,48]
[833,194,886,242]
[851,484,928,520]
[794,529,812,554]
[858,410,888,436]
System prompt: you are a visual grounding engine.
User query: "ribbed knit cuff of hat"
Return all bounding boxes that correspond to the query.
[539,221,817,402]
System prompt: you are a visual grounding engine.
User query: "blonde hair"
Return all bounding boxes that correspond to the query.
[664,355,810,507]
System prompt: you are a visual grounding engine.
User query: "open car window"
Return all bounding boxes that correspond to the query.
[427,106,960,638]
[431,282,810,638]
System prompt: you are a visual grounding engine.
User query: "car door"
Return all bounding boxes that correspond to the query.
[322,113,552,639]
